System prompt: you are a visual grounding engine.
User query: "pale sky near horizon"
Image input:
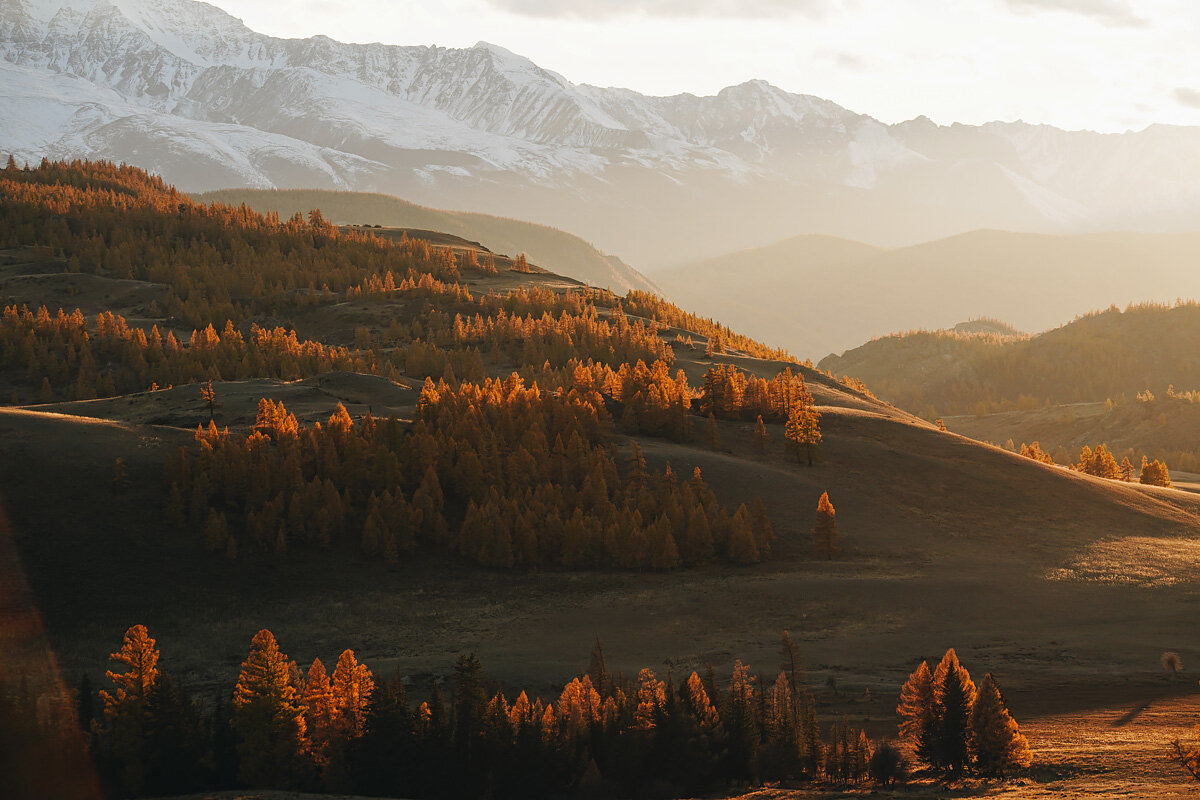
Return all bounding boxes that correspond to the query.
[205,0,1200,133]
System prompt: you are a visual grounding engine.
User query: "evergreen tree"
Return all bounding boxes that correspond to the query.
[969,673,1031,776]
[99,624,161,794]
[231,629,306,787]
[142,676,206,795]
[587,637,613,699]
[706,413,721,451]
[896,660,934,760]
[331,649,374,739]
[200,379,219,423]
[930,648,976,774]
[785,404,821,466]
[812,491,840,560]
[1140,456,1172,487]
[727,505,761,564]
[352,668,414,794]
[301,659,334,764]
[724,661,759,783]
[1118,456,1135,482]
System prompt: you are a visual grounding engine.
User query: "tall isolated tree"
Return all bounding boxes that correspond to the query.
[754,414,768,456]
[231,629,306,787]
[969,673,1031,776]
[812,492,840,560]
[199,379,220,423]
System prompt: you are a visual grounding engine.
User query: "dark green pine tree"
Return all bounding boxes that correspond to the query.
[351,668,414,795]
[932,648,976,774]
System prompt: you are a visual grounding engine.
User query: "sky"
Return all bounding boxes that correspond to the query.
[205,0,1200,133]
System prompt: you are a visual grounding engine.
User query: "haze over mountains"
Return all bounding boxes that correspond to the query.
[656,229,1200,359]
[6,0,1200,270]
[193,187,658,294]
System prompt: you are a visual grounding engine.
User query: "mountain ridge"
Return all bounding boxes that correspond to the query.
[7,0,1200,266]
[192,186,659,294]
[655,228,1200,359]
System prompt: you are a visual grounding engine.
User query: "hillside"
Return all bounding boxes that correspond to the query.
[940,393,1200,476]
[10,0,1200,266]
[6,161,1200,797]
[656,229,1200,359]
[193,188,657,295]
[819,302,1200,418]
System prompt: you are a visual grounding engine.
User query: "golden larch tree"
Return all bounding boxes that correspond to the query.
[786,404,821,466]
[896,660,934,750]
[101,624,160,717]
[231,629,306,787]
[301,658,334,762]
[812,491,839,560]
[969,672,1032,776]
[330,649,374,739]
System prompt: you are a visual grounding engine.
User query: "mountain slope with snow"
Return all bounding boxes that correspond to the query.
[4,0,1200,270]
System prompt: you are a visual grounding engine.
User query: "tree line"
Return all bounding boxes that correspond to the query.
[81,625,903,799]
[0,305,365,402]
[1017,441,1171,487]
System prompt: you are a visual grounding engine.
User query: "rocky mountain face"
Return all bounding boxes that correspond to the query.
[5,0,1200,270]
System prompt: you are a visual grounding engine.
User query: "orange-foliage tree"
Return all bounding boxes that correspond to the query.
[898,649,1030,776]
[169,378,772,570]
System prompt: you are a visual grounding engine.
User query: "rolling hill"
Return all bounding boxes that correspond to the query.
[193,188,657,295]
[654,229,1200,359]
[819,302,1200,416]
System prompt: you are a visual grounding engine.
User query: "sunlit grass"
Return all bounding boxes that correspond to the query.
[1047,536,1200,587]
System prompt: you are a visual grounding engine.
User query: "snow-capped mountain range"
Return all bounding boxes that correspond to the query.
[4,0,1200,269]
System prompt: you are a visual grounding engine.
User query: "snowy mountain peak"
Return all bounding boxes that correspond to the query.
[6,0,1200,268]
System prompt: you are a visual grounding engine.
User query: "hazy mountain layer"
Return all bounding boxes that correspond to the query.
[193,188,657,294]
[656,230,1200,359]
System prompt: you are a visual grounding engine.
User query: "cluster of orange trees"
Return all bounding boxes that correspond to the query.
[170,374,774,570]
[1018,441,1171,487]
[0,159,469,326]
[621,290,800,363]
[0,305,364,402]
[1,160,836,573]
[87,625,886,799]
[896,649,1031,776]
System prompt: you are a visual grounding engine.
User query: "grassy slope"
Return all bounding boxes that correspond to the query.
[192,188,658,296]
[6,258,1200,699]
